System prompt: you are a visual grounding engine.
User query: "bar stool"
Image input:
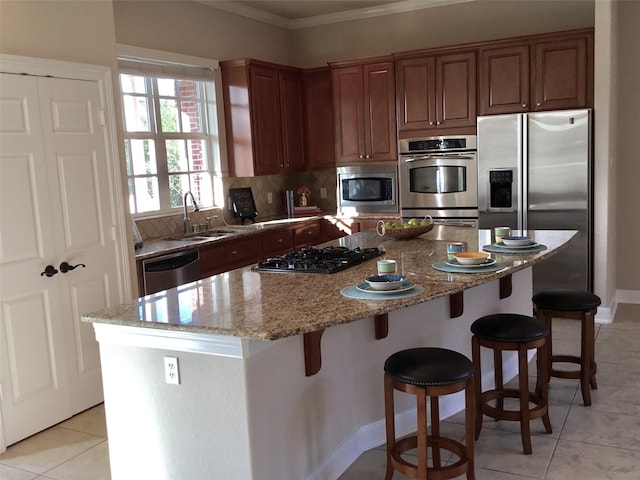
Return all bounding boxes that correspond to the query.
[532,289,601,406]
[471,314,552,455]
[384,347,475,480]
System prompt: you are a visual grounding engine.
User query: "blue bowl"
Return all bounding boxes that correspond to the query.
[501,236,532,247]
[365,274,406,291]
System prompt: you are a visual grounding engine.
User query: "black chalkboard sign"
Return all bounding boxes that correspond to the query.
[229,187,258,223]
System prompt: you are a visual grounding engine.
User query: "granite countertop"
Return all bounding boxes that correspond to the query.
[133,216,324,260]
[84,226,576,340]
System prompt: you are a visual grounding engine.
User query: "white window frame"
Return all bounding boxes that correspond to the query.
[117,45,226,218]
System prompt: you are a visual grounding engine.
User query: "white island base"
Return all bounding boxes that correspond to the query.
[94,269,534,480]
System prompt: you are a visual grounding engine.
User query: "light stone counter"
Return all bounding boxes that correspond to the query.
[84,226,576,340]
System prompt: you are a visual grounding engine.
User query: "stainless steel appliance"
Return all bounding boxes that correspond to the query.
[252,246,382,274]
[142,249,201,295]
[337,165,398,214]
[477,109,592,292]
[399,135,478,221]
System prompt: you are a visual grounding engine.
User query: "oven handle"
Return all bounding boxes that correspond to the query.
[401,154,476,162]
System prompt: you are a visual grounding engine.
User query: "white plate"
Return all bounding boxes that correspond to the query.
[446,258,497,268]
[495,241,538,249]
[356,281,416,294]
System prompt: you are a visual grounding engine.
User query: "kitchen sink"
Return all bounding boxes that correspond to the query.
[166,230,241,242]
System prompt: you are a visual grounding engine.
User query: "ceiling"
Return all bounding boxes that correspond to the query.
[200,0,472,29]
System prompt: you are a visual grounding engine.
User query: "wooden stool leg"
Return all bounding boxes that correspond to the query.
[472,336,483,440]
[417,388,428,480]
[465,376,476,480]
[539,341,552,434]
[384,374,395,480]
[581,310,597,405]
[431,395,441,469]
[494,349,504,413]
[518,344,532,454]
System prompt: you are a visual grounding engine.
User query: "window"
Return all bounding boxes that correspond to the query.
[118,56,220,216]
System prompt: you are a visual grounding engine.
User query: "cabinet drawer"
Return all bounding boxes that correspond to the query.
[294,221,322,249]
[200,236,261,277]
[262,228,294,257]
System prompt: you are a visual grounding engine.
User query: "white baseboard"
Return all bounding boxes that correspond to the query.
[617,290,640,304]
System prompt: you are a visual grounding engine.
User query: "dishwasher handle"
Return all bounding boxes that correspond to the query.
[143,250,200,273]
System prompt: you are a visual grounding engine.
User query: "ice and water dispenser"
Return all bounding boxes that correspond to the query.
[488,170,514,210]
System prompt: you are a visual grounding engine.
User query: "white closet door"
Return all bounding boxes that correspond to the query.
[0,72,121,445]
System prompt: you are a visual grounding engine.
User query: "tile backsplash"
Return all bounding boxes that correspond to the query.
[135,169,337,241]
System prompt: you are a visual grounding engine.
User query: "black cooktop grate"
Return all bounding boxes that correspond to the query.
[251,246,382,274]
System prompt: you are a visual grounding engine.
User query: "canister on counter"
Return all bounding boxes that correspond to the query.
[494,226,511,244]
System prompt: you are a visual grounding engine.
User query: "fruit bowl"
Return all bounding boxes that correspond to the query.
[376,217,434,240]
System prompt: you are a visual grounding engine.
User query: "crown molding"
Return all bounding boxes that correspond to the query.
[199,0,475,30]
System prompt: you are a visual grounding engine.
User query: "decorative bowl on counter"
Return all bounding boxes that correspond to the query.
[365,274,406,291]
[501,236,532,247]
[452,252,490,265]
[376,217,434,240]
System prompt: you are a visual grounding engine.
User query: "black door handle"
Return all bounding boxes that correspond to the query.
[60,262,86,273]
[41,265,58,277]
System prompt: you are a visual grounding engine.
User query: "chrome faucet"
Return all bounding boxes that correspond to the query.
[183,191,200,234]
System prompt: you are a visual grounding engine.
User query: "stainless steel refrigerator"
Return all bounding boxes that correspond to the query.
[477,109,592,293]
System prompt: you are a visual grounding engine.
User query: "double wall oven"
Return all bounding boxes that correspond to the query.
[399,135,478,222]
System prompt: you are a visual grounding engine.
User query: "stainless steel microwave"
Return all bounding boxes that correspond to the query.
[337,165,398,214]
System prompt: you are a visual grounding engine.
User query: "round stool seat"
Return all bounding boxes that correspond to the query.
[384,347,473,387]
[471,313,549,343]
[532,289,601,311]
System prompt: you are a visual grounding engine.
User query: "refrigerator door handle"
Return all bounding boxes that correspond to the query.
[520,114,528,231]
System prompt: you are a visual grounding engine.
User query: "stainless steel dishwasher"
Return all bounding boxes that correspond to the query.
[142,249,201,295]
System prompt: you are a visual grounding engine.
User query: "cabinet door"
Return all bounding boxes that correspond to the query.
[332,66,366,164]
[279,70,305,172]
[262,228,294,257]
[293,221,322,249]
[479,44,530,115]
[532,36,588,111]
[436,52,477,128]
[200,236,262,277]
[396,57,436,131]
[250,66,283,175]
[304,68,335,170]
[363,62,397,162]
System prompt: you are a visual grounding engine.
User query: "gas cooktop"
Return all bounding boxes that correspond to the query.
[251,246,382,274]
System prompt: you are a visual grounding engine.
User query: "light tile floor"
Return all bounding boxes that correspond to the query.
[1,304,638,480]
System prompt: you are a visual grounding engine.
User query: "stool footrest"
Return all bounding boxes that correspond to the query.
[481,388,548,422]
[390,434,472,480]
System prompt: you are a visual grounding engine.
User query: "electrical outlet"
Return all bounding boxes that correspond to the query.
[164,356,180,385]
[320,187,327,199]
[267,192,273,204]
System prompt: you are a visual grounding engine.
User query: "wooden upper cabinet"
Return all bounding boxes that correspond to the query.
[479,44,530,115]
[221,59,305,177]
[331,60,396,165]
[532,34,591,111]
[478,29,593,115]
[396,51,476,133]
[303,67,335,170]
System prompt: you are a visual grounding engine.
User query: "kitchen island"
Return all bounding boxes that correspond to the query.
[84,226,576,480]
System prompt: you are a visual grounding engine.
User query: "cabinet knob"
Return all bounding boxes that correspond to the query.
[436,121,441,126]
[536,102,542,107]
[359,155,364,159]
[231,250,237,256]
[365,154,371,159]
[522,104,527,108]
[429,121,434,126]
